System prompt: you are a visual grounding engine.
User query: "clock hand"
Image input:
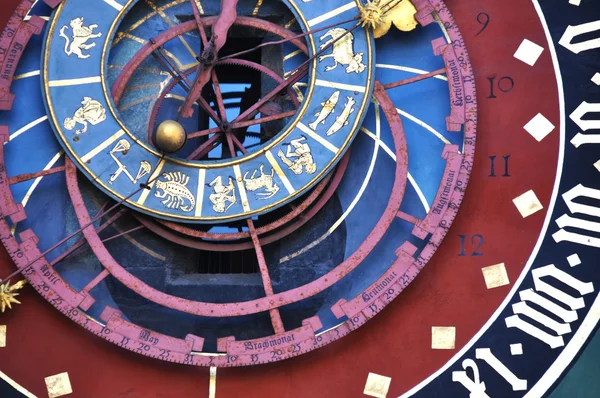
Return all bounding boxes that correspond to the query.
[232,22,362,125]
[218,0,405,62]
[0,156,166,284]
[190,0,210,47]
[219,16,358,62]
[383,67,447,89]
[150,39,222,126]
[178,0,239,120]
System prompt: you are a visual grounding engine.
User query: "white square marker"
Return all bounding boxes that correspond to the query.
[524,113,555,142]
[592,73,600,86]
[482,263,510,289]
[431,326,456,350]
[45,372,73,398]
[510,343,523,356]
[364,373,392,398]
[513,190,544,218]
[567,254,581,267]
[514,39,544,66]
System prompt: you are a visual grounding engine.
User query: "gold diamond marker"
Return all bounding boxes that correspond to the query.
[482,263,510,289]
[45,372,73,398]
[0,325,5,347]
[512,190,543,218]
[432,326,456,350]
[364,372,392,398]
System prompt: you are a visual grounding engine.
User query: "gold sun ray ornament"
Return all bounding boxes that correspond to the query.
[0,279,27,312]
[358,0,419,39]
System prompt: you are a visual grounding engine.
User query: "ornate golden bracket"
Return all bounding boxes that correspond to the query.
[358,0,419,38]
[0,280,26,312]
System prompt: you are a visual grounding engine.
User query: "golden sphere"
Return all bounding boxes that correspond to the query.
[155,120,186,154]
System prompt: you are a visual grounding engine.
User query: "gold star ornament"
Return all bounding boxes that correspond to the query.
[358,0,419,39]
[0,279,26,312]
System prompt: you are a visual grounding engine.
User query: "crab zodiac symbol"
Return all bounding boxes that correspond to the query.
[243,165,280,200]
[59,17,102,59]
[63,97,106,134]
[318,28,366,74]
[209,176,237,214]
[154,172,195,212]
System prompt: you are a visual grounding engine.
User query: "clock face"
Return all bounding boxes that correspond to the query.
[0,0,599,397]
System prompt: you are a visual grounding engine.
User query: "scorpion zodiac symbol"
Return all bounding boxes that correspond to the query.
[154,172,195,213]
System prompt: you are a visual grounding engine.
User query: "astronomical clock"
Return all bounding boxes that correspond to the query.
[0,0,599,396]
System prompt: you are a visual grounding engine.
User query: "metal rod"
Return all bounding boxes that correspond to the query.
[383,68,447,90]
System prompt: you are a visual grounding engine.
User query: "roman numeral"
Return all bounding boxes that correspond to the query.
[505,264,594,349]
[559,19,600,54]
[452,348,527,397]
[553,184,600,247]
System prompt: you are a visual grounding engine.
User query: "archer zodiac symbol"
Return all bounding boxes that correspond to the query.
[108,140,152,185]
[243,165,280,200]
[63,97,106,134]
[326,96,356,136]
[155,172,195,212]
[318,28,366,74]
[309,91,340,131]
[209,176,237,214]
[277,136,317,175]
[59,17,102,59]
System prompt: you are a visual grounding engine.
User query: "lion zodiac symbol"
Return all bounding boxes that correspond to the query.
[59,17,102,59]
[318,28,366,74]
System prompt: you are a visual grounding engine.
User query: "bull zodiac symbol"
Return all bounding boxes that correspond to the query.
[59,17,102,59]
[243,165,280,200]
[108,140,152,185]
[318,28,366,74]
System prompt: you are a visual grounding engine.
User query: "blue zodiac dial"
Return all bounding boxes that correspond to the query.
[42,0,375,223]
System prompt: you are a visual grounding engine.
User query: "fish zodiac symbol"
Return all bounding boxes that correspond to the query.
[310,91,340,131]
[326,96,356,136]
